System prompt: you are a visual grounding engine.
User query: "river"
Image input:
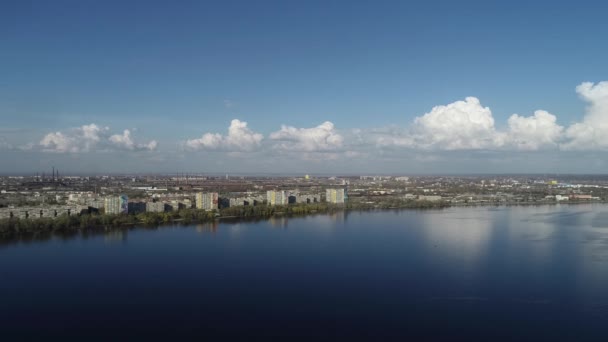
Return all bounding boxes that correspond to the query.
[2,204,608,340]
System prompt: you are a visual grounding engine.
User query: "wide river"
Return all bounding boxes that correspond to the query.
[2,204,608,340]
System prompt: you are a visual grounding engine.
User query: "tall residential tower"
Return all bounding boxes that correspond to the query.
[196,192,219,210]
[326,188,346,204]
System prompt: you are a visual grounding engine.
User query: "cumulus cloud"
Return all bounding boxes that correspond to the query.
[507,110,563,150]
[562,81,608,150]
[185,119,263,151]
[269,121,343,152]
[109,130,158,151]
[25,80,608,162]
[375,97,566,151]
[411,97,502,150]
[0,137,13,150]
[39,124,157,153]
[40,132,74,152]
[373,97,503,150]
[40,124,106,153]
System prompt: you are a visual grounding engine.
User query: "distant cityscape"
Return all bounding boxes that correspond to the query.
[1,170,607,220]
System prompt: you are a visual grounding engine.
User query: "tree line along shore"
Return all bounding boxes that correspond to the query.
[0,200,450,238]
[3,197,602,240]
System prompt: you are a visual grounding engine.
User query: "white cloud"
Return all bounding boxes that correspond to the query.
[186,133,223,149]
[39,124,157,153]
[562,81,608,150]
[373,126,416,148]
[24,80,608,164]
[17,142,35,151]
[354,83,608,153]
[144,140,158,151]
[0,136,14,150]
[41,129,92,153]
[374,97,566,152]
[40,132,70,152]
[109,129,158,151]
[185,119,263,151]
[269,121,343,152]
[41,123,106,153]
[506,110,563,150]
[411,97,502,150]
[371,81,608,153]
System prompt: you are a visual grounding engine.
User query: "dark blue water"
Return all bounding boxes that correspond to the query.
[3,205,608,340]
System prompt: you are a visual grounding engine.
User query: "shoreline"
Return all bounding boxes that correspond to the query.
[1,200,606,244]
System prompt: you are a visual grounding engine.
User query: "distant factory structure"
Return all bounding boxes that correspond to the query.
[196,192,218,210]
[105,195,128,214]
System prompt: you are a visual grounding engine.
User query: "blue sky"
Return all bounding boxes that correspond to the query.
[2,0,608,174]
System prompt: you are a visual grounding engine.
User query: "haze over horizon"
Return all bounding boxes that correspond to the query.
[3,1,608,174]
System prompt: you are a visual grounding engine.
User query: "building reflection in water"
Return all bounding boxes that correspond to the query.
[421,208,493,272]
[269,216,288,229]
[504,205,595,278]
[196,221,218,234]
[505,206,560,268]
[104,229,128,244]
[578,223,608,306]
[327,210,348,223]
[264,210,352,230]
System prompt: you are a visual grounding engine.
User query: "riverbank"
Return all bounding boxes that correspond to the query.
[1,199,605,241]
[0,201,448,239]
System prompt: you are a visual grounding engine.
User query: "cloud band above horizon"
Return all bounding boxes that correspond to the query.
[13,81,608,160]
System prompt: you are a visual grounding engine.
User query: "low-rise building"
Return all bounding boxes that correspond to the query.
[128,201,146,214]
[418,195,442,202]
[571,194,593,200]
[296,193,320,204]
[146,201,169,212]
[0,205,85,219]
[227,195,265,207]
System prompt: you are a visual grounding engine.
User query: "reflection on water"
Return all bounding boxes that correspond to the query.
[327,210,349,223]
[268,216,288,229]
[421,208,493,265]
[266,211,350,229]
[504,206,558,268]
[104,229,127,243]
[591,212,608,228]
[524,205,593,226]
[3,205,608,339]
[196,221,218,234]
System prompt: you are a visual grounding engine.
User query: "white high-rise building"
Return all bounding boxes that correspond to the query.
[266,190,287,206]
[196,192,218,210]
[105,195,128,214]
[325,188,345,204]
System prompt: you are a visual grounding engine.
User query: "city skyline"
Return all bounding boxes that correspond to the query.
[3,1,608,173]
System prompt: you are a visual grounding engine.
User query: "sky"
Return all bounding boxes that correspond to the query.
[2,0,608,174]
